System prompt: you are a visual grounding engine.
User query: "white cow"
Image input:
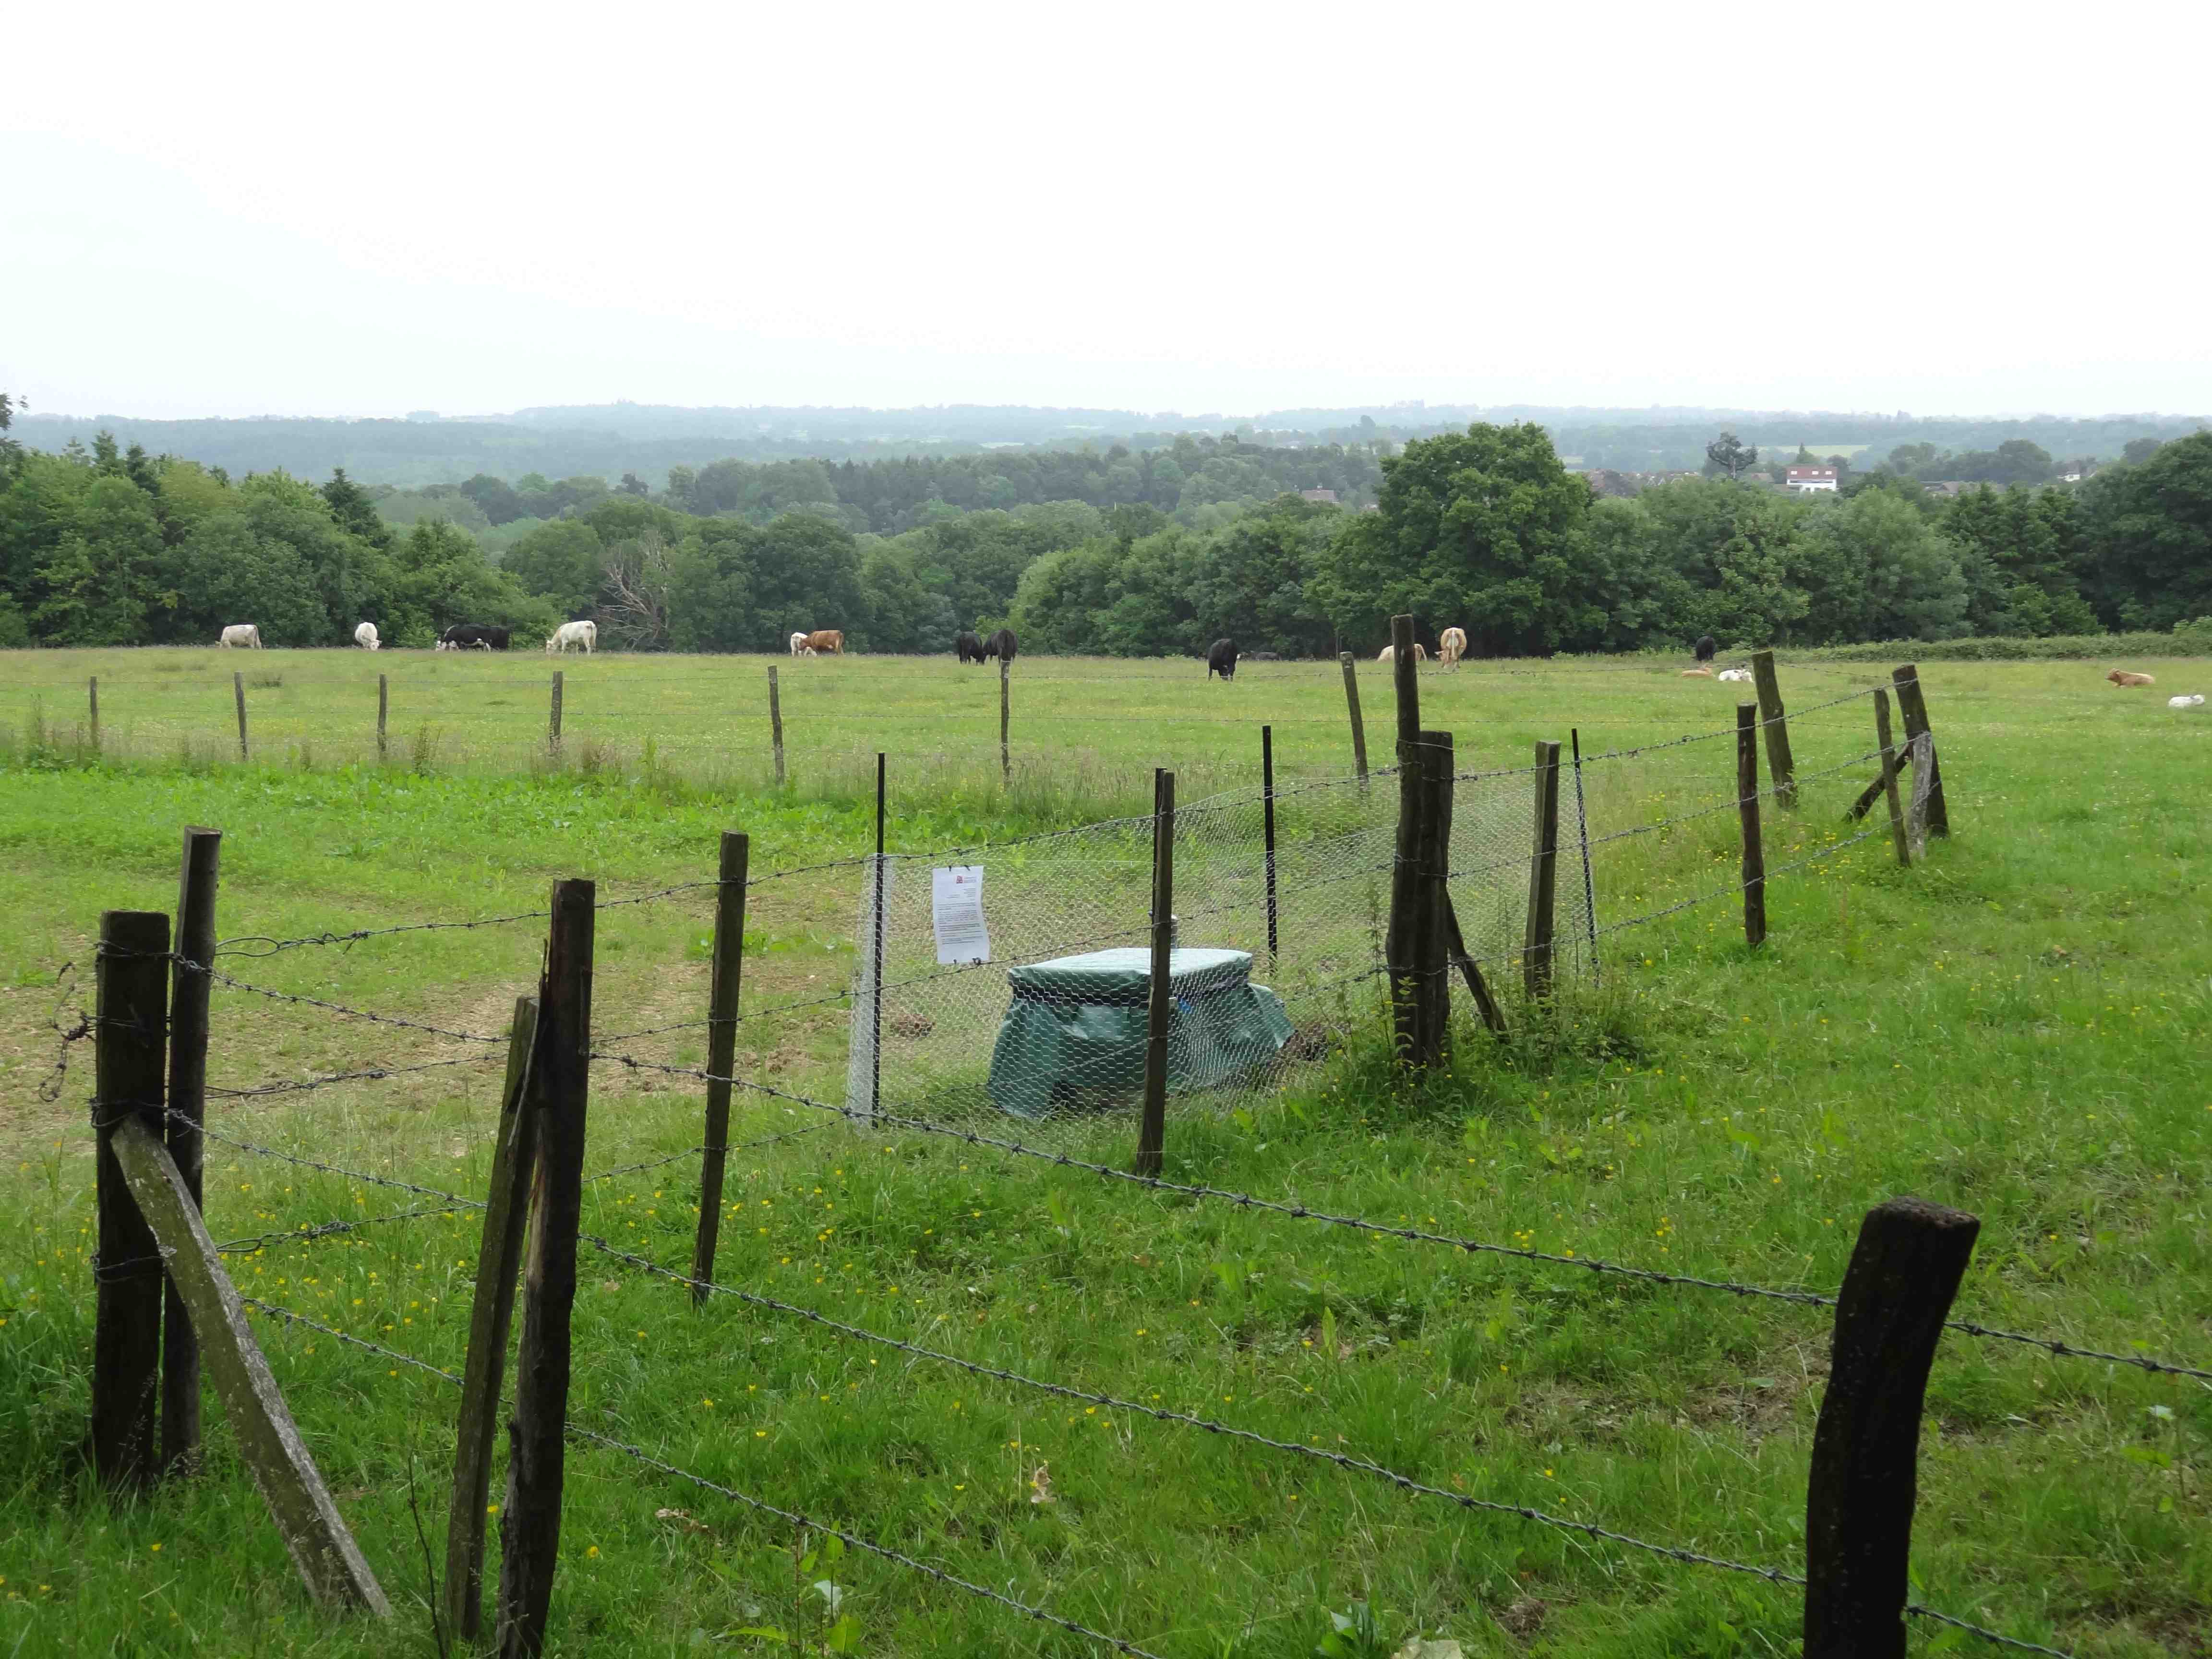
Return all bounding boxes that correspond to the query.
[219,624,262,649]
[1377,643,1427,663]
[1717,667,1753,683]
[1438,626,1467,667]
[354,621,381,651]
[547,619,597,654]
[2169,694,2205,709]
[790,631,809,657]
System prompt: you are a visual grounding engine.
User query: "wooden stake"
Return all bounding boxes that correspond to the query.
[1390,614,1419,750]
[547,671,563,756]
[88,675,99,752]
[1261,725,1279,970]
[1442,893,1508,1039]
[1338,651,1369,783]
[999,656,1011,783]
[1737,704,1767,948]
[1906,732,1934,861]
[496,882,594,1659]
[1410,729,1454,1065]
[109,1118,392,1614]
[445,998,543,1643]
[1750,648,1796,808]
[233,671,248,761]
[163,827,221,1476]
[768,665,786,786]
[1134,769,1174,1178]
[1891,664,1947,836]
[1804,1197,1979,1659]
[690,832,748,1304]
[1386,617,1427,1058]
[1523,741,1562,998]
[377,673,388,762]
[93,909,169,1489]
[1873,689,1910,868]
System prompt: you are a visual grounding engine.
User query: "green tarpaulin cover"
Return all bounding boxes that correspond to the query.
[987,947,1294,1119]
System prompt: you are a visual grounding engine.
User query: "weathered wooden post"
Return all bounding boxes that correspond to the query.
[1569,728,1600,981]
[1409,729,1454,1064]
[1891,664,1946,836]
[999,656,1011,783]
[690,832,748,1303]
[1737,704,1767,947]
[1750,648,1796,808]
[377,673,388,762]
[1261,724,1279,970]
[233,672,249,761]
[1523,741,1562,998]
[88,675,100,752]
[767,665,786,786]
[495,882,594,1659]
[1804,1198,1979,1659]
[445,998,543,1643]
[1906,732,1935,861]
[1873,689,1910,868]
[163,827,221,1475]
[93,909,171,1489]
[547,671,563,757]
[1134,768,1174,1178]
[1385,616,1427,1057]
[1338,651,1369,783]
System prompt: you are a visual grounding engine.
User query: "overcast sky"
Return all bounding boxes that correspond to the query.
[7,0,2207,422]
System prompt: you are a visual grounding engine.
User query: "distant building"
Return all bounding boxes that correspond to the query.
[1784,466,1839,494]
[1299,487,1338,504]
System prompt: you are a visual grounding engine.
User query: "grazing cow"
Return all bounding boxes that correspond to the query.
[547,619,597,654]
[1205,638,1239,679]
[803,630,844,655]
[983,628,1018,664]
[1680,666,1714,678]
[1438,626,1467,667]
[954,631,987,664]
[1377,643,1427,663]
[2107,669,2155,687]
[2168,694,2205,709]
[790,632,809,657]
[437,624,511,651]
[218,624,262,649]
[1716,666,1752,683]
[1694,635,1718,663]
[354,622,380,651]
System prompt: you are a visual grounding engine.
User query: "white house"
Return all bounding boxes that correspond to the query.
[1784,466,1839,494]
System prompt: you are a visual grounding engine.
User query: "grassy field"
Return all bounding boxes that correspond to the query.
[0,649,2208,1658]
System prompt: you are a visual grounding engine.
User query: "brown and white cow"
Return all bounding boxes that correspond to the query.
[803,630,845,655]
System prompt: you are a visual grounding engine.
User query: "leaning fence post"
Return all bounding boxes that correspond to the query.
[1736,704,1767,947]
[1134,768,1175,1178]
[1338,651,1369,784]
[495,882,594,1659]
[1873,689,1910,868]
[88,675,100,753]
[767,665,786,787]
[999,656,1011,783]
[233,671,249,762]
[163,827,221,1476]
[1891,664,1946,836]
[1750,648,1796,808]
[93,908,171,1489]
[1906,732,1934,861]
[377,673,388,762]
[547,671,563,757]
[1261,724,1279,970]
[1804,1197,1979,1659]
[690,832,748,1304]
[445,998,542,1643]
[1523,741,1562,998]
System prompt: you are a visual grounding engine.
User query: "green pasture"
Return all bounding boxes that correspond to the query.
[0,651,2207,1657]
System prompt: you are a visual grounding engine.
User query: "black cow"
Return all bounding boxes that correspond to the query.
[954,631,987,664]
[983,628,1018,664]
[439,624,511,651]
[1693,634,1717,663]
[1206,638,1239,679]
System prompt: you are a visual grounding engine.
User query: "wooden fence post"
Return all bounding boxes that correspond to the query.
[1569,729,1601,981]
[1804,1197,1979,1659]
[1906,732,1934,861]
[999,657,1011,783]
[1737,704,1767,947]
[233,671,248,761]
[1873,689,1910,868]
[1442,894,1508,1039]
[1410,729,1454,1066]
[377,673,388,762]
[495,882,594,1659]
[163,827,221,1475]
[1891,664,1947,836]
[690,832,748,1303]
[88,676,99,752]
[1386,616,1427,1057]
[445,998,543,1643]
[547,672,563,756]
[767,665,786,786]
[108,1118,392,1614]
[1750,648,1796,808]
[1338,651,1369,783]
[1134,769,1174,1178]
[1523,741,1562,998]
[1261,725,1279,970]
[93,909,171,1489]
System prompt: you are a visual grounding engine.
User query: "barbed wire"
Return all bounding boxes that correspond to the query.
[207,1055,504,1098]
[157,953,514,1045]
[1583,747,1888,851]
[239,1294,458,1379]
[1941,1320,2212,1384]
[1573,682,1891,768]
[216,1202,475,1257]
[216,911,550,958]
[1902,1604,2078,1657]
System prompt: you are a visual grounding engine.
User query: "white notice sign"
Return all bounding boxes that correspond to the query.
[931,865,990,965]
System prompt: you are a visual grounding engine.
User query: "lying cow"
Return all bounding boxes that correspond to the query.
[219,624,262,649]
[2168,694,2204,709]
[354,621,380,651]
[803,629,844,655]
[983,628,1018,664]
[2107,669,2156,687]
[955,631,987,664]
[547,619,596,654]
[437,624,511,651]
[1438,626,1467,667]
[1694,634,1718,663]
[1681,666,1715,678]
[1377,643,1427,663]
[1717,666,1752,683]
[1206,638,1239,679]
[790,632,810,657]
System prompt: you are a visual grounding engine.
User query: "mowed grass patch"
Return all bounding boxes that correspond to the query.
[0,654,2207,1656]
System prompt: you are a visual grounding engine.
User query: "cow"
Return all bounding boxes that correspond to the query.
[354,622,380,651]
[954,631,988,664]
[1377,643,1427,663]
[2107,669,2156,687]
[1438,626,1467,667]
[1243,650,1281,661]
[218,624,262,649]
[1694,635,1718,663]
[1206,638,1239,680]
[547,619,597,654]
[1717,666,1752,683]
[1681,666,1715,678]
[803,630,844,655]
[790,632,810,657]
[437,624,510,651]
[2168,694,2204,709]
[983,628,1018,664]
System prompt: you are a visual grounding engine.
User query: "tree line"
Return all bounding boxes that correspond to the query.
[2,393,2206,657]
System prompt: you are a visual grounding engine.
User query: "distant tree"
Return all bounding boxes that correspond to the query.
[320,468,395,551]
[504,520,605,616]
[458,472,526,525]
[2122,437,2164,466]
[2075,431,2212,629]
[1705,432,1759,481]
[1885,442,1941,475]
[618,472,649,497]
